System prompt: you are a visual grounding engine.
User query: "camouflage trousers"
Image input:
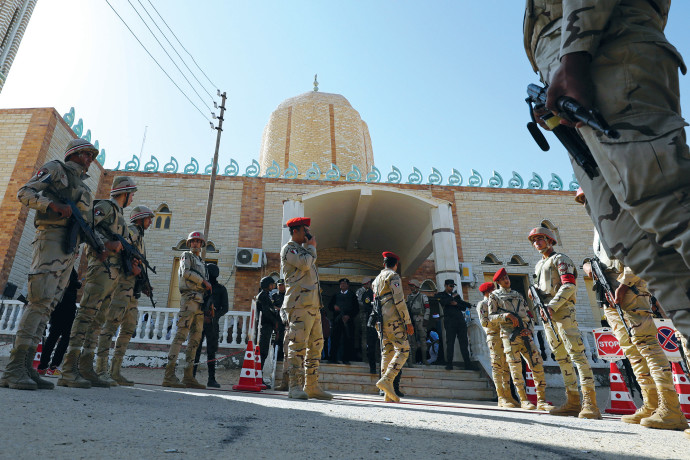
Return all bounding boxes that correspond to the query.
[408,315,427,363]
[535,34,690,341]
[168,299,204,369]
[67,261,121,353]
[543,306,595,391]
[96,274,137,362]
[379,318,410,380]
[286,305,323,379]
[13,230,78,348]
[484,330,509,390]
[604,292,674,392]
[502,333,546,392]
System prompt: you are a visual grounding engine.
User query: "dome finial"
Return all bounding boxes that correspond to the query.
[313,74,319,92]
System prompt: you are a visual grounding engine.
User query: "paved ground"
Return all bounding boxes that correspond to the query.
[1,359,688,460]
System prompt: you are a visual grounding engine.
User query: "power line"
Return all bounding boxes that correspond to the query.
[146,0,218,91]
[104,0,210,122]
[135,0,215,101]
[127,0,212,112]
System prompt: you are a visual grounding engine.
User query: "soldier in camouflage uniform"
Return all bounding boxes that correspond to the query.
[529,226,601,419]
[95,205,154,386]
[58,176,137,389]
[477,281,516,408]
[281,217,332,400]
[406,279,430,365]
[576,189,688,431]
[372,251,414,403]
[489,268,551,411]
[162,231,211,389]
[1,139,100,390]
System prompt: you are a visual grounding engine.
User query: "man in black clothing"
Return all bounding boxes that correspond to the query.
[328,278,359,364]
[257,276,280,368]
[193,263,228,388]
[272,279,286,362]
[437,279,474,370]
[37,269,81,376]
[359,280,379,374]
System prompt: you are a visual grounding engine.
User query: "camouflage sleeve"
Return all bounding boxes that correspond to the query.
[422,294,430,321]
[16,161,63,212]
[284,245,316,273]
[617,265,641,287]
[476,300,489,328]
[390,274,411,326]
[487,294,510,324]
[548,255,577,311]
[560,1,617,59]
[181,252,204,286]
[93,201,116,243]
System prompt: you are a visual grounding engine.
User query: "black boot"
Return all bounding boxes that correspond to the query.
[207,361,220,388]
[393,371,404,398]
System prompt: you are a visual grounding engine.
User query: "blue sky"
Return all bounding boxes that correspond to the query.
[2,1,689,188]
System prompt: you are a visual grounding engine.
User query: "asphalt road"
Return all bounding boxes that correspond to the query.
[1,363,688,459]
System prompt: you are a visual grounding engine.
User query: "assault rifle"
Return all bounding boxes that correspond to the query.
[498,306,533,364]
[526,83,620,180]
[529,284,560,343]
[367,295,384,330]
[103,229,157,307]
[54,191,111,277]
[590,257,632,337]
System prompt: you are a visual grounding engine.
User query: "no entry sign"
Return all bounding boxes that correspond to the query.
[593,328,624,360]
[654,318,682,362]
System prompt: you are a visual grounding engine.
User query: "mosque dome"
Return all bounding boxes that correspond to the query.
[259,87,374,178]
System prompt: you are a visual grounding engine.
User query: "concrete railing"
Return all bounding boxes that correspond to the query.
[1,300,251,349]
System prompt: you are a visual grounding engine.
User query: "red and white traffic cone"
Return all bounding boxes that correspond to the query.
[671,362,690,418]
[525,362,537,406]
[254,344,267,390]
[32,340,43,370]
[232,340,262,392]
[605,361,637,415]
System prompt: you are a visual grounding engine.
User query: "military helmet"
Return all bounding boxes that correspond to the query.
[187,231,206,246]
[575,187,585,204]
[260,276,275,289]
[528,226,557,245]
[130,205,154,223]
[64,138,98,161]
[111,176,138,196]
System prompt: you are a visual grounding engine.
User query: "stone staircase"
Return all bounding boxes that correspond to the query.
[274,362,497,401]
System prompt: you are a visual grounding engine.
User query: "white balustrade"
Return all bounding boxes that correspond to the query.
[0,300,26,335]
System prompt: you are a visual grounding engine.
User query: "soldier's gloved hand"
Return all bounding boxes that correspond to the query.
[105,240,123,253]
[507,314,519,328]
[49,202,72,219]
[406,323,415,336]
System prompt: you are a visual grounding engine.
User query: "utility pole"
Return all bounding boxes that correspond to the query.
[202,91,227,259]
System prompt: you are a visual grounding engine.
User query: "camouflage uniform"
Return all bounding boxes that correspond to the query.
[163,245,207,388]
[476,296,513,407]
[96,221,148,385]
[372,268,412,401]
[488,287,548,410]
[280,239,330,399]
[590,231,687,429]
[524,0,690,355]
[1,140,97,390]
[406,289,430,364]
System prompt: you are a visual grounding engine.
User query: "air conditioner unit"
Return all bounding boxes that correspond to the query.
[459,262,473,283]
[235,248,263,269]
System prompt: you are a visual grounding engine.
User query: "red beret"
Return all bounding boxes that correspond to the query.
[478,282,494,294]
[382,251,399,261]
[286,217,311,228]
[493,267,507,282]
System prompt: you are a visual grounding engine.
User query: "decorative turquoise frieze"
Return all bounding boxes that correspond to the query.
[113,160,121,171]
[407,167,423,185]
[346,165,362,182]
[224,159,239,176]
[283,162,298,179]
[82,129,91,143]
[569,174,580,191]
[528,172,543,189]
[265,160,281,178]
[325,163,340,181]
[204,163,219,175]
[468,169,483,187]
[96,149,106,166]
[488,170,503,188]
[428,167,443,185]
[508,171,523,189]
[305,162,321,180]
[144,156,159,172]
[184,157,199,175]
[244,159,260,177]
[63,107,75,126]
[164,157,179,173]
[366,166,381,183]
[72,119,83,137]
[448,169,462,186]
[124,155,140,172]
[548,173,563,191]
[387,166,402,184]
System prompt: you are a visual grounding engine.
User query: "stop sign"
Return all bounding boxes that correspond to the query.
[593,328,624,360]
